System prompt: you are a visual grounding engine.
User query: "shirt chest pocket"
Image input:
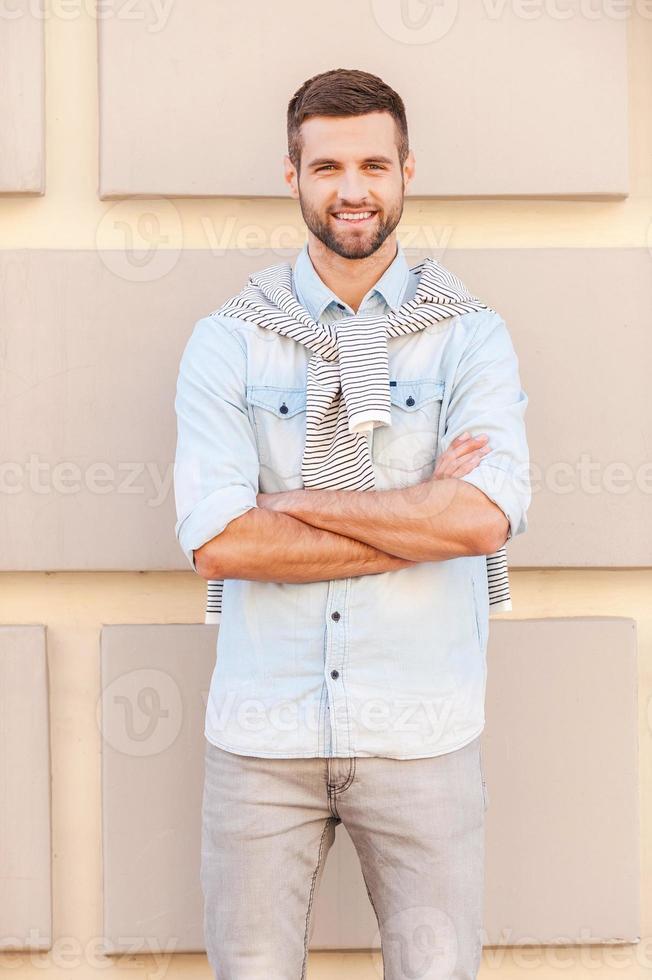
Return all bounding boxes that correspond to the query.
[372,378,445,476]
[246,384,307,482]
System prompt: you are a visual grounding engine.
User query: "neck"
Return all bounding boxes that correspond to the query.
[305,234,398,314]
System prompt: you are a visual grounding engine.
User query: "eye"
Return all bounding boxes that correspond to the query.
[316,165,335,172]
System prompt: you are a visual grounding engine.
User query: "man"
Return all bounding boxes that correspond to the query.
[174,68,530,980]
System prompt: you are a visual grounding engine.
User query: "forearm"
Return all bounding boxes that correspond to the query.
[260,478,507,562]
[193,505,417,582]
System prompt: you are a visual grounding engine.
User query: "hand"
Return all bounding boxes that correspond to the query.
[431,432,491,480]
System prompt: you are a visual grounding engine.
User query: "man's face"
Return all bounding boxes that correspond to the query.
[285,111,414,260]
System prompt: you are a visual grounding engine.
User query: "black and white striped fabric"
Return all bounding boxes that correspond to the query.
[204,255,512,624]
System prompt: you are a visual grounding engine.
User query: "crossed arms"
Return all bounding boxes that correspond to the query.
[193,438,507,581]
[174,312,530,584]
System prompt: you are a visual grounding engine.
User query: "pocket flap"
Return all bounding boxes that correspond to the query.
[246,385,307,418]
[388,378,445,412]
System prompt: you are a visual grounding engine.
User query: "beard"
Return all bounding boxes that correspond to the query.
[298,190,404,260]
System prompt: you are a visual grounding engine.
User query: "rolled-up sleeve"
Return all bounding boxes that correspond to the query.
[441,310,531,542]
[173,315,259,570]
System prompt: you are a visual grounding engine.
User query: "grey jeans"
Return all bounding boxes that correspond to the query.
[200,734,488,979]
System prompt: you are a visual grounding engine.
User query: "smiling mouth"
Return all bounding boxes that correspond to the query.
[331,210,377,224]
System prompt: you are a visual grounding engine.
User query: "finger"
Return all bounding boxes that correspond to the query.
[434,444,485,478]
[451,433,489,448]
[447,436,490,461]
[449,448,490,477]
[434,446,488,480]
[434,439,490,475]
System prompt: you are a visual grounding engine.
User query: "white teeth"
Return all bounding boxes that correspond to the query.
[334,211,374,221]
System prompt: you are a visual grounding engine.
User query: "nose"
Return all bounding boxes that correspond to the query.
[336,166,371,205]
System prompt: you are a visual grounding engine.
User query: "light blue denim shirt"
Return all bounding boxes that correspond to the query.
[174,241,530,758]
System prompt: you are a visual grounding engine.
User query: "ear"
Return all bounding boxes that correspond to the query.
[284,154,300,199]
[402,149,416,194]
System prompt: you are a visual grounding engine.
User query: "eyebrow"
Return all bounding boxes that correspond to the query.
[306,155,395,168]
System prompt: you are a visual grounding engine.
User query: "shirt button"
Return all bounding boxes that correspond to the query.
[279,403,289,414]
[331,611,341,621]
[336,303,345,310]
[406,395,415,407]
[330,669,340,679]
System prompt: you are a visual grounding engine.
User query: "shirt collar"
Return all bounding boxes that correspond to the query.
[292,240,411,321]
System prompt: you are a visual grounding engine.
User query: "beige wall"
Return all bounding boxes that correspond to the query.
[1,5,652,979]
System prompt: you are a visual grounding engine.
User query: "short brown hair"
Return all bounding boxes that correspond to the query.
[287,68,409,174]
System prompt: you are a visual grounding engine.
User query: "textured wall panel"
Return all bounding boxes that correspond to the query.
[100,618,639,952]
[98,1,628,198]
[100,624,212,953]
[479,617,639,946]
[0,5,44,193]
[1,247,650,570]
[0,626,51,950]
